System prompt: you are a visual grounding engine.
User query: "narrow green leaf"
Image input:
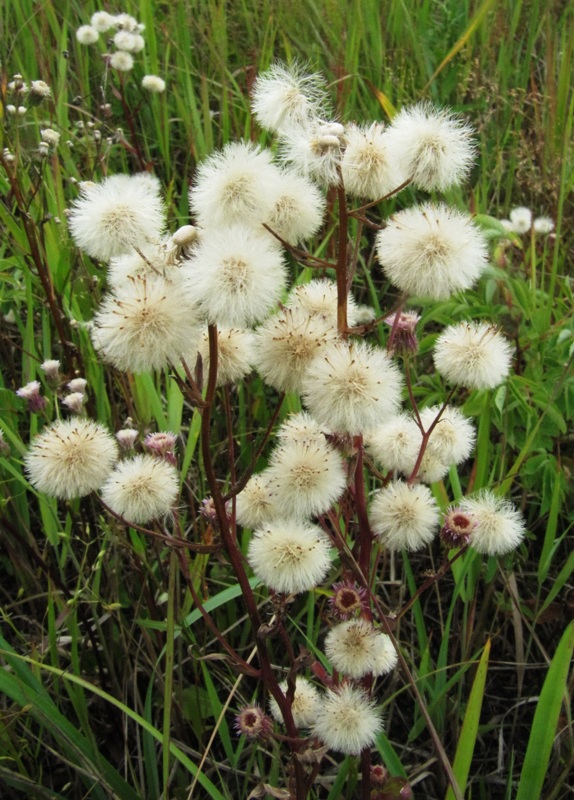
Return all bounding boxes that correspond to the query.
[445,640,490,800]
[516,621,574,800]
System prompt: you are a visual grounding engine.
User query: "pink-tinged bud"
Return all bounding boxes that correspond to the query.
[329,581,368,619]
[62,392,85,414]
[40,359,61,383]
[385,311,421,356]
[234,705,272,739]
[440,507,476,549]
[370,764,389,786]
[144,431,177,464]
[116,429,138,450]
[16,381,47,413]
[376,777,413,800]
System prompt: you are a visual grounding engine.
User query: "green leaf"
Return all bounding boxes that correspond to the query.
[515,621,574,800]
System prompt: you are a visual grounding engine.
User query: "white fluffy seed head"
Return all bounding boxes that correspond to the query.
[107,241,176,288]
[90,11,116,32]
[268,677,321,728]
[509,206,532,234]
[325,619,398,679]
[196,326,254,386]
[109,51,134,72]
[25,419,118,499]
[279,120,346,187]
[341,122,405,200]
[433,322,513,390]
[251,63,330,134]
[533,216,554,234]
[263,168,326,245]
[276,411,327,447]
[183,225,286,328]
[253,306,339,394]
[459,491,526,555]
[247,520,332,594]
[383,103,475,191]
[76,25,99,45]
[312,685,383,756]
[142,75,166,93]
[366,413,421,476]
[376,203,489,300]
[266,439,347,519]
[235,473,279,529]
[420,405,476,466]
[92,273,201,373]
[285,279,360,328]
[68,174,165,262]
[301,339,404,435]
[101,454,179,525]
[190,142,280,230]
[370,480,440,551]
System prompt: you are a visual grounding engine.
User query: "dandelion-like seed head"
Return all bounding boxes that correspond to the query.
[302,339,403,435]
[266,438,347,519]
[420,405,476,466]
[533,216,554,234]
[459,491,526,555]
[325,619,398,679]
[509,206,532,234]
[247,520,332,595]
[370,480,439,551]
[92,273,200,374]
[251,63,329,134]
[433,322,513,390]
[76,25,99,45]
[254,306,338,394]
[184,225,286,328]
[383,103,475,191]
[341,122,405,200]
[109,50,134,72]
[276,411,327,447]
[312,684,383,756]
[376,203,488,300]
[142,75,166,93]
[101,454,179,525]
[286,278,360,328]
[279,121,346,187]
[197,326,255,387]
[25,419,118,499]
[235,473,279,529]
[69,173,165,262]
[268,677,321,728]
[264,168,326,245]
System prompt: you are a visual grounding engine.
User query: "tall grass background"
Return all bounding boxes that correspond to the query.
[0,0,573,798]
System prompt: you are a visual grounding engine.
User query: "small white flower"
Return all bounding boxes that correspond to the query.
[247,520,332,594]
[383,103,475,191]
[376,203,488,300]
[62,392,86,414]
[253,306,339,394]
[325,619,398,679]
[268,677,321,728]
[509,206,532,234]
[183,225,286,327]
[40,359,60,381]
[101,454,179,524]
[67,378,88,393]
[251,63,329,134]
[301,339,403,435]
[341,122,405,200]
[25,419,118,499]
[41,128,60,147]
[312,685,382,756]
[142,75,166,93]
[30,80,51,98]
[190,141,280,231]
[370,480,440,551]
[110,51,134,71]
[433,322,513,390]
[76,25,99,45]
[266,438,347,519]
[460,491,526,555]
[68,173,165,262]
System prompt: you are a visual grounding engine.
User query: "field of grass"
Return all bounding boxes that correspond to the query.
[0,0,573,798]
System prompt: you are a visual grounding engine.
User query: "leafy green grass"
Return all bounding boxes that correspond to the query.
[1,0,573,798]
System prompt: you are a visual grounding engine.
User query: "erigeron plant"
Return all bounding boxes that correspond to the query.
[18,62,527,799]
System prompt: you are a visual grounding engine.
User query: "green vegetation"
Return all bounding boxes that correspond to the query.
[0,0,572,798]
